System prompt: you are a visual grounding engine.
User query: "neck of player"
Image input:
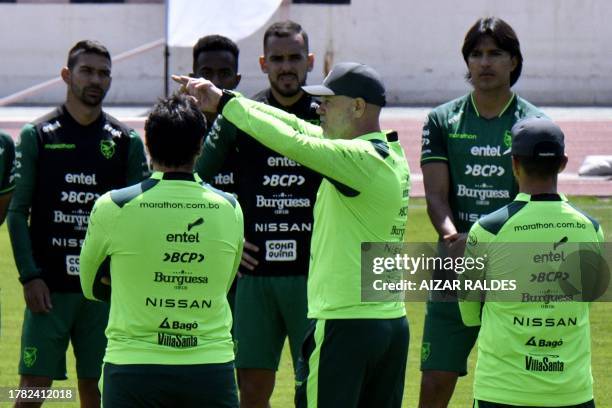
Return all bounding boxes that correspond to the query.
[152,161,195,174]
[519,177,558,195]
[65,94,103,126]
[472,88,514,119]
[271,88,304,108]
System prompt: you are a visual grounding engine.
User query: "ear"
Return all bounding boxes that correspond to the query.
[511,156,520,178]
[353,98,367,118]
[558,154,569,174]
[259,55,267,74]
[307,53,314,72]
[235,73,242,87]
[60,67,71,85]
[510,55,518,73]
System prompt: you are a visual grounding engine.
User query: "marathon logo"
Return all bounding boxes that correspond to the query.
[265,240,297,261]
[157,332,198,348]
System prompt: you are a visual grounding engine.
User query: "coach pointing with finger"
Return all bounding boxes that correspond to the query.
[175,62,410,408]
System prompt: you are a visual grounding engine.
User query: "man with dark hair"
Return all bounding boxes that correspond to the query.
[190,33,243,328]
[460,117,602,408]
[8,39,148,407]
[418,17,544,407]
[0,131,15,224]
[80,93,243,408]
[175,59,410,408]
[194,20,320,408]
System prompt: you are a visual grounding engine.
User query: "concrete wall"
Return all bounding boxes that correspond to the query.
[2,0,612,105]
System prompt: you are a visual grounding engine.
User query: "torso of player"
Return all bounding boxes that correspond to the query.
[469,195,601,405]
[30,106,132,291]
[99,174,242,365]
[221,89,321,276]
[422,94,542,232]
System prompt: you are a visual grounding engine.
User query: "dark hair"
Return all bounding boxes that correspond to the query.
[514,155,565,179]
[462,17,523,86]
[192,35,240,72]
[263,20,309,52]
[145,94,207,168]
[67,40,111,70]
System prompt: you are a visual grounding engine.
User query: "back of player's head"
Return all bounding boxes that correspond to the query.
[263,20,309,53]
[145,93,207,168]
[192,35,240,72]
[67,40,111,70]
[511,117,566,178]
[462,16,523,86]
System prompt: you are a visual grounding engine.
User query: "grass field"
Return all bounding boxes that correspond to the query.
[0,197,610,407]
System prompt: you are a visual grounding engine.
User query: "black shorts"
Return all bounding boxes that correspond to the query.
[474,399,595,408]
[295,317,409,408]
[103,361,238,408]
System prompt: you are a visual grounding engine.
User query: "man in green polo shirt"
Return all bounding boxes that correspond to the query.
[175,61,410,408]
[419,17,544,407]
[80,94,243,407]
[460,117,602,408]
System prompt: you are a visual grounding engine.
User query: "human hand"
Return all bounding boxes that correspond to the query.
[240,240,260,273]
[172,75,223,113]
[23,278,52,313]
[443,232,467,259]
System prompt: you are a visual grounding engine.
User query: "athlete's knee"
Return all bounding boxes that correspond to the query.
[15,376,53,408]
[418,370,459,408]
[238,369,275,408]
[78,379,101,408]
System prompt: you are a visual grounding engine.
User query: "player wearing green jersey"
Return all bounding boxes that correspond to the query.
[195,22,319,408]
[8,41,148,408]
[175,61,410,408]
[419,17,543,407]
[459,117,601,408]
[0,131,15,224]
[80,94,244,407]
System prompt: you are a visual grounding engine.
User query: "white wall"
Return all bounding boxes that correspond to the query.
[2,0,612,105]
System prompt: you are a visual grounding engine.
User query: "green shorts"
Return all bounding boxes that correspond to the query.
[234,274,309,371]
[295,317,409,408]
[420,300,479,375]
[474,399,595,408]
[19,292,109,380]
[103,362,238,408]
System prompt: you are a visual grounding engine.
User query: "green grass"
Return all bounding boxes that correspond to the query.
[1,197,611,407]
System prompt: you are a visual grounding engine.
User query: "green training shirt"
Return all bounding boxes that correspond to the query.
[221,95,410,319]
[0,131,15,195]
[80,172,244,365]
[459,193,604,406]
[420,93,543,233]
